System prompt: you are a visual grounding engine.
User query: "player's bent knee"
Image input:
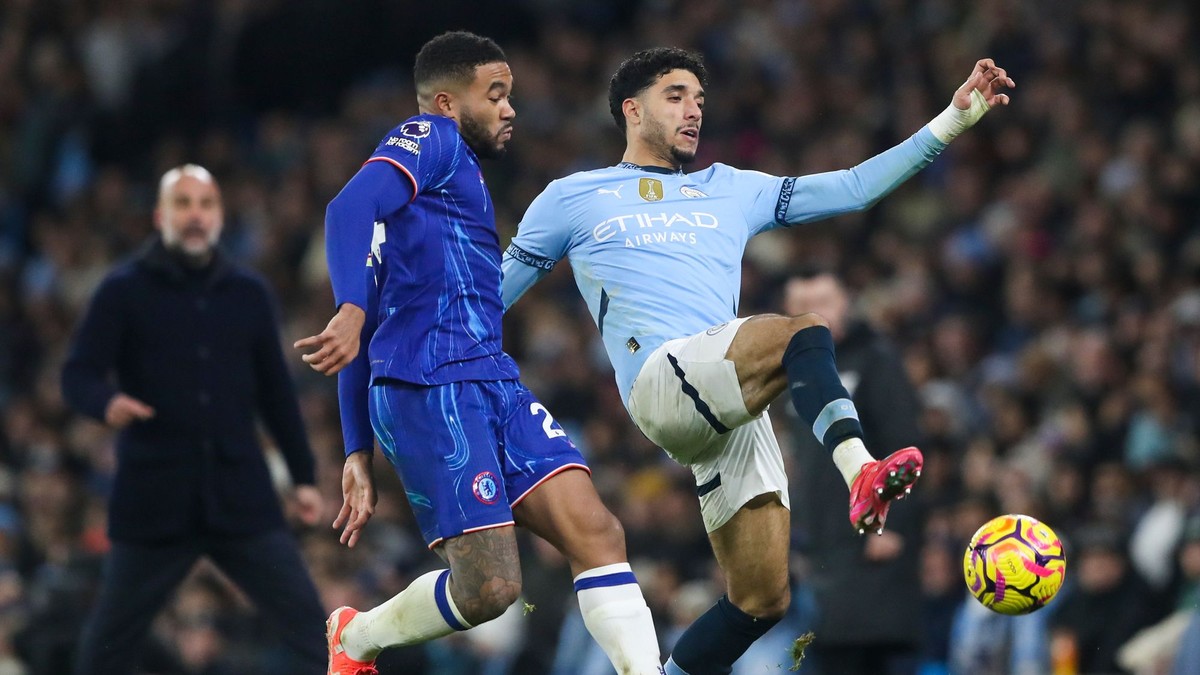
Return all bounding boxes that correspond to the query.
[732,582,791,621]
[591,509,626,546]
[565,507,627,559]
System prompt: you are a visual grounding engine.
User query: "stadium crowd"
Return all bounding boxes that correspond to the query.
[1,1,1198,673]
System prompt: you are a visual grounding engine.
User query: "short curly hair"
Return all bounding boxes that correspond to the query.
[608,47,709,132]
[414,31,506,92]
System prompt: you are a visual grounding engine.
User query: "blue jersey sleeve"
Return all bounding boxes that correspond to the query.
[337,263,379,456]
[771,126,947,231]
[365,116,460,196]
[502,180,570,308]
[325,161,413,310]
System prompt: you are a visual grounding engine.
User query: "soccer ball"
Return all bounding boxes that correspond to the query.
[963,514,1067,615]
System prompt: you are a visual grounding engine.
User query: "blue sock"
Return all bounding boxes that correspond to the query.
[667,595,779,675]
[782,326,863,451]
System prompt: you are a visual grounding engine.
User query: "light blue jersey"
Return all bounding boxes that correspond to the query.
[503,126,946,404]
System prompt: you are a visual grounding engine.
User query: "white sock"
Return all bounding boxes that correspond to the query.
[342,569,471,661]
[574,563,663,675]
[832,437,874,486]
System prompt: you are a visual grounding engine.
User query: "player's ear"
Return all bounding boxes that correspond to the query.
[622,98,640,127]
[433,91,456,119]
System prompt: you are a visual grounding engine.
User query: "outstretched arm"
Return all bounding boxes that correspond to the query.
[781,58,1014,226]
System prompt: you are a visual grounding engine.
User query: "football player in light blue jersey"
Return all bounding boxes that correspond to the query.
[298,32,663,675]
[502,48,1014,675]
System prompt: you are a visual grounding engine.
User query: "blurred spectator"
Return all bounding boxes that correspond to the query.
[779,270,924,675]
[949,594,1051,675]
[59,166,326,674]
[1129,459,1191,593]
[1051,525,1160,675]
[1172,611,1200,675]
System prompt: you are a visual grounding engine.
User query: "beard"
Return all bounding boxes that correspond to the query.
[460,113,507,160]
[162,222,217,267]
[669,144,696,165]
[644,115,696,166]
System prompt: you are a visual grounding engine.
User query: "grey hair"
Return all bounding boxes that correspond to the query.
[158,164,215,201]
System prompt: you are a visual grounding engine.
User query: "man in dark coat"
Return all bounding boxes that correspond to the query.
[61,164,326,674]
[782,271,925,675]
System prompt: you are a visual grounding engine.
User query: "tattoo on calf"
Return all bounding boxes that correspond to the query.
[443,528,521,622]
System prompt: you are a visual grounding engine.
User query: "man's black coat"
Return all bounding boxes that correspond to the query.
[62,239,316,543]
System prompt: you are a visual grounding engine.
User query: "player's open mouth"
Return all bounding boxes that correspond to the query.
[680,128,699,139]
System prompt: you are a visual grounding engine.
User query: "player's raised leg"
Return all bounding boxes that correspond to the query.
[725,313,922,533]
[665,493,790,675]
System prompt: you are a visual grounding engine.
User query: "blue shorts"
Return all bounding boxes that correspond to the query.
[369,379,589,548]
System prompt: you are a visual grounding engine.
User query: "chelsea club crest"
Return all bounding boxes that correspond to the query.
[472,471,500,504]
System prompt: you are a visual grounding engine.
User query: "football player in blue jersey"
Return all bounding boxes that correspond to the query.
[501,48,1014,675]
[297,32,663,675]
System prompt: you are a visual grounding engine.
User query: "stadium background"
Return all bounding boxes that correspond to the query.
[1,0,1199,673]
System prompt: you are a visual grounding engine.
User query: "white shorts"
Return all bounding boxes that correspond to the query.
[628,318,789,532]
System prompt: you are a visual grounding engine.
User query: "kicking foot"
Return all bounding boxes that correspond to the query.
[848,446,922,535]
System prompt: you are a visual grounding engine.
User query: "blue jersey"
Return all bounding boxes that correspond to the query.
[502,126,945,405]
[364,114,519,385]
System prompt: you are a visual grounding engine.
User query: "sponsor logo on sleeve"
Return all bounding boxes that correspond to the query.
[384,136,420,154]
[400,120,432,138]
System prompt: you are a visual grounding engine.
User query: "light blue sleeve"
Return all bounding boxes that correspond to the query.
[500,259,547,310]
[502,180,571,309]
[725,165,794,237]
[754,126,947,234]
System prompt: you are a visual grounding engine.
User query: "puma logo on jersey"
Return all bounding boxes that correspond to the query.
[596,186,623,199]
